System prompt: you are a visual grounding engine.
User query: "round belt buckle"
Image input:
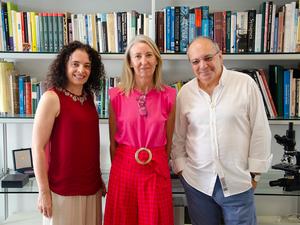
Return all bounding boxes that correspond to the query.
[135,147,152,165]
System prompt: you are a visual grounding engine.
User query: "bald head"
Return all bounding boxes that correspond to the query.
[187,37,220,60]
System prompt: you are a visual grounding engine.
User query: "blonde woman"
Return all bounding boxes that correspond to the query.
[104,35,176,225]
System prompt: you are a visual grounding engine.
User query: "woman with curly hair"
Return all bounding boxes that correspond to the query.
[32,41,106,225]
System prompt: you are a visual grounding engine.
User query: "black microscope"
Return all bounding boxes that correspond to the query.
[269,122,300,191]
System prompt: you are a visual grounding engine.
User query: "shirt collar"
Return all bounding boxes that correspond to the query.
[219,65,228,87]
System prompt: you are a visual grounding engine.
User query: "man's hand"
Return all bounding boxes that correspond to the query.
[251,179,258,189]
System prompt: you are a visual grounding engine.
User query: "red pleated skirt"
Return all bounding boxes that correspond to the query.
[103,145,174,225]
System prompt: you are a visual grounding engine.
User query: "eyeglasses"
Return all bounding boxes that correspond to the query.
[137,94,148,116]
[190,51,220,66]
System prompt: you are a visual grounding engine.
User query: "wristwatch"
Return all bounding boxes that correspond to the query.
[251,174,261,182]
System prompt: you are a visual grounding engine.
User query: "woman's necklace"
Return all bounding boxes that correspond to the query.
[136,93,147,116]
[58,87,87,105]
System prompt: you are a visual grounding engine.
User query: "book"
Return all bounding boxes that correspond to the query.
[247,9,256,53]
[1,173,29,188]
[0,61,14,114]
[236,11,248,53]
[180,6,189,53]
[269,65,284,117]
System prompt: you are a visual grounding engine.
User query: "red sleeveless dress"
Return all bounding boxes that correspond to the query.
[46,88,101,196]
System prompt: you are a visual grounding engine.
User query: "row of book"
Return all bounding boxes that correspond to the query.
[0,61,43,115]
[0,60,122,117]
[95,77,120,118]
[1,61,300,119]
[1,1,300,54]
[157,1,300,53]
[227,67,300,119]
[269,65,300,118]
[170,67,300,119]
[0,1,151,53]
[0,1,68,52]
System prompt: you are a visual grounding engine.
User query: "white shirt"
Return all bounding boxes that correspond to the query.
[171,66,273,197]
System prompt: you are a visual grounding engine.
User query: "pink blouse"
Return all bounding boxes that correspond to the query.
[109,86,176,148]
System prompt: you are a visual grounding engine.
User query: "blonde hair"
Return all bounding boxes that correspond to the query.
[118,35,163,95]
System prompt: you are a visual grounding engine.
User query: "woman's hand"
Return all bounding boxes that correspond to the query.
[38,190,52,218]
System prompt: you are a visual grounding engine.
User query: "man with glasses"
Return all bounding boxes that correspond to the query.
[171,37,272,225]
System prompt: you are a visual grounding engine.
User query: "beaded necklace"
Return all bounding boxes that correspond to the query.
[58,87,87,105]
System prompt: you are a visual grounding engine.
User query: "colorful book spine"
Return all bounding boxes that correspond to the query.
[201,6,210,37]
[18,75,25,114]
[30,12,37,52]
[165,6,171,53]
[283,69,291,118]
[188,8,195,44]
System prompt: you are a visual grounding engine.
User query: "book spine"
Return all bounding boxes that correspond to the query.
[53,13,59,52]
[48,13,54,52]
[201,6,209,37]
[25,76,32,115]
[247,9,256,53]
[194,7,202,37]
[180,6,189,53]
[188,8,195,44]
[213,12,223,51]
[174,7,180,53]
[254,14,262,52]
[230,12,236,53]
[236,11,248,53]
[30,12,37,52]
[283,69,291,118]
[58,13,64,51]
[225,11,231,53]
[18,75,25,114]
[165,6,171,53]
[43,12,49,52]
[121,12,127,53]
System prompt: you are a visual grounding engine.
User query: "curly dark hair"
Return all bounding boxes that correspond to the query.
[45,41,105,95]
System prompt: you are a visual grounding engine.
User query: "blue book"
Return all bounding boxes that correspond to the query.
[84,14,89,45]
[208,13,214,39]
[283,69,290,118]
[165,6,171,52]
[201,6,210,37]
[18,75,26,115]
[104,77,109,118]
[188,8,195,44]
[1,5,7,50]
[180,6,189,52]
[170,7,175,52]
[273,17,278,53]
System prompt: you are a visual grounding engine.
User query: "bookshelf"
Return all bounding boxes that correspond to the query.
[1,51,300,60]
[0,0,300,224]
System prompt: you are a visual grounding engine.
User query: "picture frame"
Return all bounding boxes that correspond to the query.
[12,148,34,177]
